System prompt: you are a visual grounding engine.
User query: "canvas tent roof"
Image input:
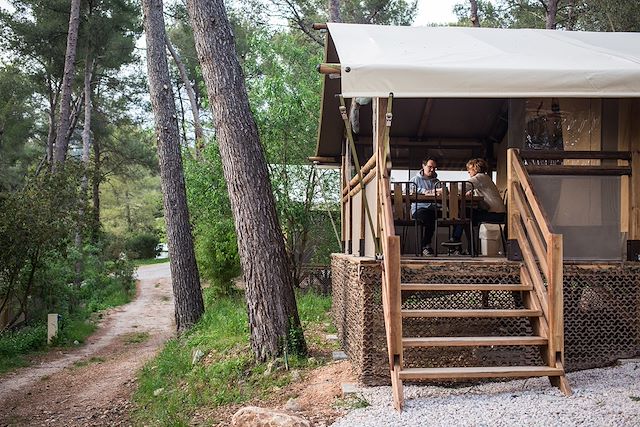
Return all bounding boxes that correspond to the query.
[314,24,640,164]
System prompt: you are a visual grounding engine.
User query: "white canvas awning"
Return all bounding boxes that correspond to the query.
[327,23,640,98]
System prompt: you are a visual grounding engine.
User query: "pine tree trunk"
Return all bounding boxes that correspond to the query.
[142,0,204,333]
[166,38,205,158]
[329,0,341,22]
[546,0,559,29]
[75,54,93,286]
[185,0,307,360]
[53,0,81,171]
[470,0,480,27]
[91,137,101,241]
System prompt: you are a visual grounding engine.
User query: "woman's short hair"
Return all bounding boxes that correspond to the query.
[467,158,489,173]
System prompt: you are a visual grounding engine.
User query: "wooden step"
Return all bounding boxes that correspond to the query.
[401,309,542,318]
[401,283,531,292]
[398,366,564,380]
[402,336,547,347]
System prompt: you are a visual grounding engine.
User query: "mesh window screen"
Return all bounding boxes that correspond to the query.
[531,175,622,260]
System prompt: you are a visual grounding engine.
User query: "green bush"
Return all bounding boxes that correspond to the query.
[0,324,47,355]
[125,232,160,259]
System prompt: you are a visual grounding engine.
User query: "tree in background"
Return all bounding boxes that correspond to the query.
[142,0,204,333]
[52,0,81,170]
[245,28,340,287]
[454,0,640,31]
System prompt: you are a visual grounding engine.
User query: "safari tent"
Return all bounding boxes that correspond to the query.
[313,23,640,409]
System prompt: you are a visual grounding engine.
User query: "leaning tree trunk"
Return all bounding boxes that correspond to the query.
[53,0,81,171]
[186,0,307,360]
[166,38,205,159]
[142,0,204,333]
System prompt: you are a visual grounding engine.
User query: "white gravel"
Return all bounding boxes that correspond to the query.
[331,361,640,427]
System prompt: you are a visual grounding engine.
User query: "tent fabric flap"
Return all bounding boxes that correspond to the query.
[326,23,640,98]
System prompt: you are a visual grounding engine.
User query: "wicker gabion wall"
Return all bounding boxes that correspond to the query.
[332,255,640,386]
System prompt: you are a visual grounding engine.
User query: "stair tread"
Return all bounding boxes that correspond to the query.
[401,283,531,291]
[399,365,564,380]
[402,336,547,347]
[401,309,542,318]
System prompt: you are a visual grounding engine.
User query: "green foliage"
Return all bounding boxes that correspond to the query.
[124,232,160,260]
[453,0,640,31]
[0,65,38,191]
[132,288,332,425]
[185,144,240,294]
[0,325,46,373]
[244,27,340,281]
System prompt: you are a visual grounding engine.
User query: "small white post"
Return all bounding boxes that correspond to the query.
[47,313,59,344]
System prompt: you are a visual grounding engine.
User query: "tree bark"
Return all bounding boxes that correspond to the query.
[75,54,94,286]
[53,0,82,171]
[546,0,559,29]
[328,0,341,22]
[91,136,101,241]
[186,0,307,360]
[166,38,205,159]
[470,0,480,27]
[143,0,204,333]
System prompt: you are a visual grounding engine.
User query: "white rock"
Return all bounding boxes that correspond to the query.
[231,406,310,427]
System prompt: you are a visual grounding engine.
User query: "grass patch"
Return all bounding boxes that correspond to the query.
[123,332,150,345]
[334,395,370,409]
[132,288,333,425]
[133,258,170,267]
[72,356,106,368]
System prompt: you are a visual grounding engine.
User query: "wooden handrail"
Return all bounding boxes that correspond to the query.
[342,154,377,196]
[507,148,565,378]
[511,150,555,237]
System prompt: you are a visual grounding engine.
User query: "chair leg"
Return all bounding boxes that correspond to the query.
[499,224,507,256]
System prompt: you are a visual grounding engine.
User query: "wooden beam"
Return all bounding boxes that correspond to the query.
[520,150,631,161]
[317,63,341,75]
[525,165,631,176]
[308,155,340,164]
[312,23,328,30]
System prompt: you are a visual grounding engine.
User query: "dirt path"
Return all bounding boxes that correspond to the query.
[0,262,174,426]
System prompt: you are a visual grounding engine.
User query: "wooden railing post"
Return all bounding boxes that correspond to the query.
[547,233,564,366]
[507,149,519,248]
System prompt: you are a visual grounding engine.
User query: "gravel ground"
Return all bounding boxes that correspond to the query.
[331,361,640,427]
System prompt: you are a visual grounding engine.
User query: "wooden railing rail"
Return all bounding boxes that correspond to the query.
[342,154,377,197]
[507,148,566,380]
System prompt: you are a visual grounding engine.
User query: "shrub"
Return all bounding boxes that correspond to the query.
[125,232,160,259]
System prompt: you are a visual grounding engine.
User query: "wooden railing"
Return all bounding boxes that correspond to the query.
[375,97,404,408]
[341,154,376,202]
[507,149,568,391]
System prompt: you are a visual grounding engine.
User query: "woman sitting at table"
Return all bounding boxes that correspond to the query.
[443,158,505,249]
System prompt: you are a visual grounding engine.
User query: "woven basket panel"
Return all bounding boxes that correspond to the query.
[331,256,640,386]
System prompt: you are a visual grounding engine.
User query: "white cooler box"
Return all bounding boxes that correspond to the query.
[479,223,503,256]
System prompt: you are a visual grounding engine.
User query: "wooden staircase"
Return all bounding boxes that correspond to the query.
[395,277,569,399]
[376,145,572,410]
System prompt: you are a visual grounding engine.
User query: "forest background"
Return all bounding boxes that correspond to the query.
[0,0,639,382]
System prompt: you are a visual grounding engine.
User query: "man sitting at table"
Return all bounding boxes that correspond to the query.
[411,157,440,256]
[444,158,506,250]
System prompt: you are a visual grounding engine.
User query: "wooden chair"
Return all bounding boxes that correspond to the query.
[392,181,420,256]
[432,181,475,257]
